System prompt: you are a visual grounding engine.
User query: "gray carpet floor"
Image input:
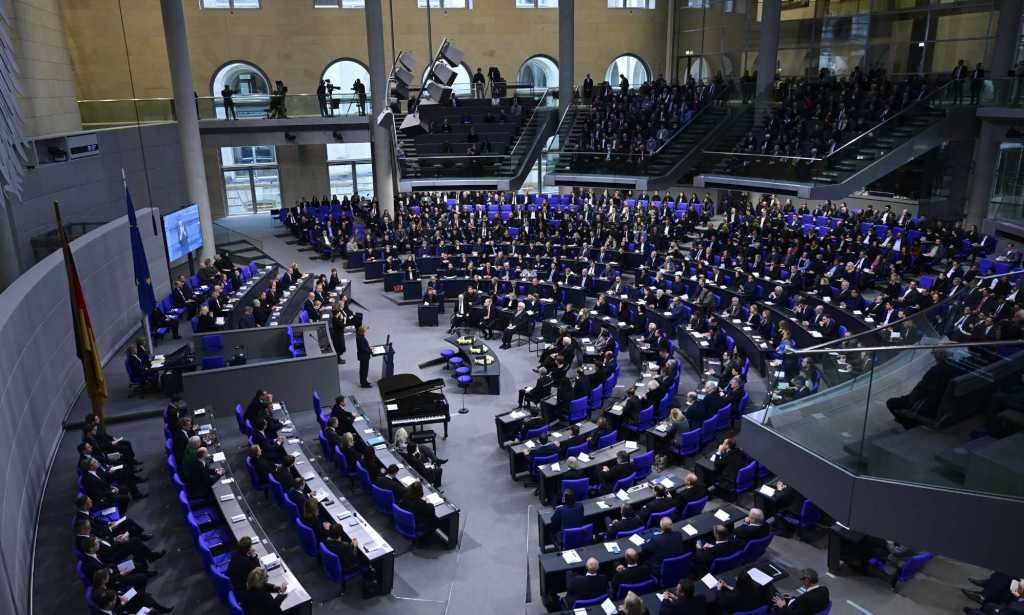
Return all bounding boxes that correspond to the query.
[31,213,987,615]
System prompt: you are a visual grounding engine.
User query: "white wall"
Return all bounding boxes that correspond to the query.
[0,208,169,615]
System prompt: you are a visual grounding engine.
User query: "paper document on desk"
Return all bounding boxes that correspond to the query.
[700,573,718,589]
[809,331,823,338]
[549,462,561,472]
[220,494,235,502]
[603,541,621,554]
[424,493,443,506]
[259,553,280,569]
[231,514,246,523]
[574,610,587,615]
[714,508,731,522]
[120,587,137,603]
[193,407,207,416]
[748,567,774,586]
[659,477,674,489]
[758,484,776,497]
[117,560,135,574]
[578,452,590,463]
[624,440,638,451]
[215,317,225,326]
[551,432,562,439]
[601,598,617,615]
[399,475,415,487]
[596,500,610,510]
[524,440,536,449]
[682,524,698,536]
[561,549,582,564]
[220,478,234,485]
[616,489,630,501]
[628,533,645,546]
[212,452,226,463]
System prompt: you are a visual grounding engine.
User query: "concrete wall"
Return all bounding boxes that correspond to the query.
[278,144,329,208]
[60,1,669,101]
[0,208,169,615]
[12,123,189,269]
[9,0,81,136]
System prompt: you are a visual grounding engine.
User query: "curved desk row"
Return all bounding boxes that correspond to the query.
[444,335,501,395]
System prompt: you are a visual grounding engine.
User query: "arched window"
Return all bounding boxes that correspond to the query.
[211,61,270,119]
[605,54,650,87]
[517,55,559,90]
[322,58,371,99]
[421,62,473,96]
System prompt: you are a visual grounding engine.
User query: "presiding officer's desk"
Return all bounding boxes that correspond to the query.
[184,323,341,414]
[538,504,748,608]
[196,407,313,614]
[269,403,396,593]
[536,468,691,551]
[348,398,461,549]
[444,335,501,395]
[508,421,598,479]
[537,440,647,505]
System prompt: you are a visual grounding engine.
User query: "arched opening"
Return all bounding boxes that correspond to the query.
[421,62,473,96]
[517,55,559,90]
[211,61,270,119]
[323,58,372,111]
[605,54,650,88]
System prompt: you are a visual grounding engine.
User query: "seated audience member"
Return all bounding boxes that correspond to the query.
[658,579,706,615]
[772,568,830,614]
[610,548,654,599]
[238,566,289,614]
[565,557,610,608]
[397,480,439,536]
[717,566,772,613]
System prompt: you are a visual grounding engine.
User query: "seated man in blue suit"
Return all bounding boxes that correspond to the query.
[643,516,688,572]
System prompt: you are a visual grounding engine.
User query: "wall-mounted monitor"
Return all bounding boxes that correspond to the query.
[163,203,202,262]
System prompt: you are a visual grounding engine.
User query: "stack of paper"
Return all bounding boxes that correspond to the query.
[604,542,621,554]
[748,567,773,586]
[561,549,582,564]
[714,508,731,522]
[424,493,443,506]
[578,452,591,463]
[700,573,718,589]
[758,484,776,497]
[682,524,698,536]
[628,533,645,546]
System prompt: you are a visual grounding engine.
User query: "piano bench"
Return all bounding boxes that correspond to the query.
[410,429,437,453]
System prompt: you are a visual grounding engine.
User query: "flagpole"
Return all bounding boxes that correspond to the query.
[124,168,155,357]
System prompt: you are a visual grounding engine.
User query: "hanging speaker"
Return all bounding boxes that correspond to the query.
[397,51,417,73]
[431,61,457,87]
[399,112,429,136]
[439,39,464,68]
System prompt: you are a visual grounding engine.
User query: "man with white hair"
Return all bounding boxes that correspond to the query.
[501,302,529,349]
[735,508,770,542]
[963,573,1024,612]
[564,557,609,608]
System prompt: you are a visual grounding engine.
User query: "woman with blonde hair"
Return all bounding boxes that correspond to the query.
[238,566,288,614]
[619,590,648,615]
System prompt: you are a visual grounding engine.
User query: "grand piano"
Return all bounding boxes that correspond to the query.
[378,374,451,441]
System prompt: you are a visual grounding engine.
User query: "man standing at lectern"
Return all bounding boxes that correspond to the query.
[357,325,372,388]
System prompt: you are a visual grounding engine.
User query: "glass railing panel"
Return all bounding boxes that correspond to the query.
[974,78,1024,108]
[78,98,176,127]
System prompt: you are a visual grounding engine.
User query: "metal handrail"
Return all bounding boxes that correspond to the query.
[789,339,1024,356]
[507,87,555,165]
[823,80,953,161]
[701,150,823,162]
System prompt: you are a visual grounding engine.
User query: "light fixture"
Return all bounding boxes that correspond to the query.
[439,39,465,67]
[917,42,926,48]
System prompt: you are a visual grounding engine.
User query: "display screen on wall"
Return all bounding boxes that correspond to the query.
[163,204,203,262]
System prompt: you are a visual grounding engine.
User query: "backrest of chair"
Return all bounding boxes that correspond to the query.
[565,442,589,459]
[681,495,708,519]
[228,591,245,615]
[319,542,342,577]
[709,549,745,575]
[596,431,618,449]
[800,500,823,527]
[659,552,692,588]
[244,456,264,489]
[647,506,676,528]
[736,460,758,493]
[531,453,559,474]
[561,477,590,501]
[632,450,654,478]
[202,356,225,370]
[569,397,588,421]
[732,607,770,615]
[742,533,773,562]
[561,523,593,549]
[590,385,603,410]
[813,601,833,615]
[572,594,610,608]
[333,444,350,474]
[525,425,549,440]
[679,428,701,455]
[616,578,657,600]
[611,472,637,493]
[392,503,416,535]
[201,335,224,352]
[235,404,248,434]
[355,460,372,492]
[636,406,654,426]
[897,552,933,582]
[371,483,395,514]
[700,415,718,444]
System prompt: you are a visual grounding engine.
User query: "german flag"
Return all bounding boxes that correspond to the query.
[55,202,108,419]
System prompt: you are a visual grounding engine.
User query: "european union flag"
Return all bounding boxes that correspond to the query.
[126,188,156,315]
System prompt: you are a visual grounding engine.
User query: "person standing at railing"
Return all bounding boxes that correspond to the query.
[352,78,367,116]
[970,62,986,105]
[472,67,486,99]
[951,59,968,104]
[316,79,328,117]
[221,85,236,120]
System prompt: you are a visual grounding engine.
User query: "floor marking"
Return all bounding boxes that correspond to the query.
[847,599,875,615]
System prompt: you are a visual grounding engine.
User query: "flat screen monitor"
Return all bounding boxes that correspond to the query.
[163,204,202,262]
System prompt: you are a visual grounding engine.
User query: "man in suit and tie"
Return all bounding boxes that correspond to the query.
[302,292,320,321]
[610,548,654,598]
[375,464,408,500]
[734,508,770,543]
[356,325,373,388]
[501,302,529,349]
[643,517,687,572]
[952,59,968,104]
[599,450,636,492]
[674,472,707,513]
[709,437,745,495]
[694,524,742,574]
[564,557,609,608]
[773,568,830,614]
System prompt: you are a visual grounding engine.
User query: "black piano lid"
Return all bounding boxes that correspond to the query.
[378,374,446,401]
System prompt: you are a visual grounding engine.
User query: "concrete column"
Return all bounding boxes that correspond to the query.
[991,0,1023,77]
[364,0,395,216]
[964,121,1002,225]
[664,0,676,82]
[0,192,22,290]
[756,0,781,99]
[160,0,214,262]
[558,0,575,118]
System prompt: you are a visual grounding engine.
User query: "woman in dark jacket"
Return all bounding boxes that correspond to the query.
[716,567,770,613]
[398,480,438,535]
[237,567,287,614]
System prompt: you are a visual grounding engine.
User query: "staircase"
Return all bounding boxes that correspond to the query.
[694,84,962,199]
[213,223,276,267]
[544,101,733,190]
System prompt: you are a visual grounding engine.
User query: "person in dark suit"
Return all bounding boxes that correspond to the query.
[599,450,636,492]
[606,504,645,540]
[773,568,830,614]
[734,508,770,543]
[673,472,707,514]
[376,464,407,500]
[558,423,588,456]
[479,296,497,339]
[710,437,746,495]
[717,566,771,613]
[501,302,530,349]
[397,480,439,535]
[621,387,644,424]
[694,524,741,574]
[638,484,676,527]
[248,444,276,481]
[886,348,962,429]
[644,517,687,571]
[550,489,585,536]
[564,557,610,608]
[237,566,288,614]
[611,548,655,598]
[226,537,260,592]
[356,325,372,388]
[659,579,707,615]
